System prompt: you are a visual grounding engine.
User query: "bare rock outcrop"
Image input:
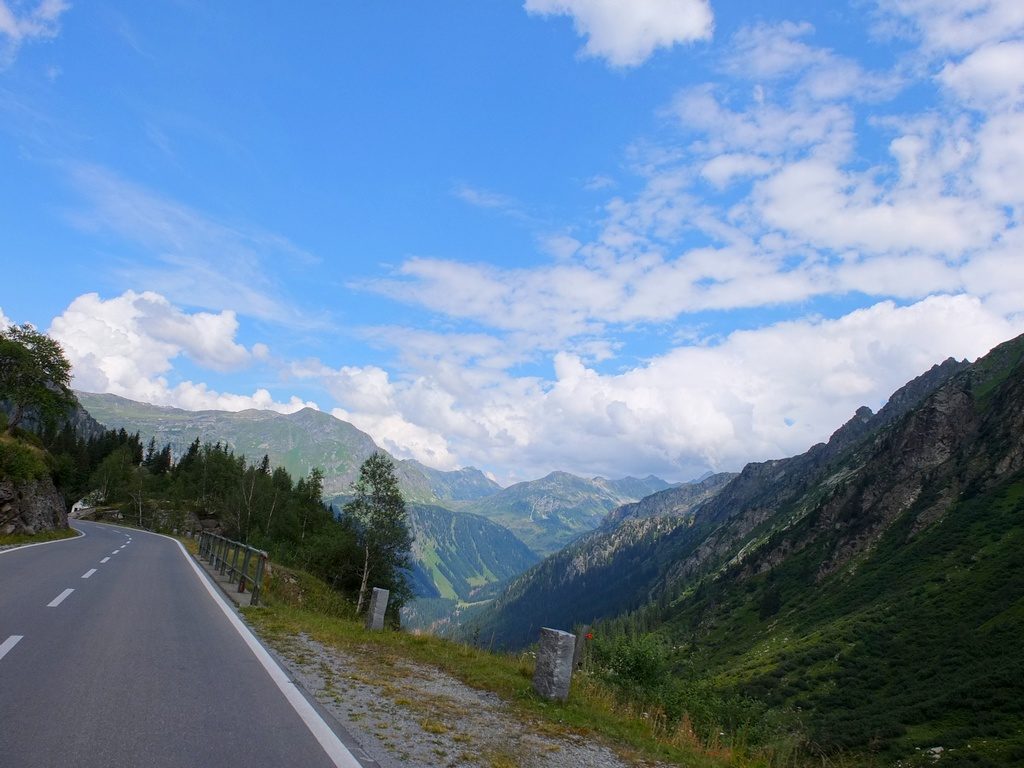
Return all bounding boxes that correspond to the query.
[0,476,67,536]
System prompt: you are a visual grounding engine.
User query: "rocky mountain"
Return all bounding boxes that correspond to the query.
[458,470,673,556]
[602,474,676,499]
[472,355,972,648]
[399,460,502,502]
[601,471,736,528]
[471,337,1024,762]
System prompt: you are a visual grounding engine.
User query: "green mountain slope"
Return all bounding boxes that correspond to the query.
[464,472,736,648]
[76,392,434,499]
[509,337,1023,764]
[458,470,671,555]
[402,503,539,601]
[75,392,518,505]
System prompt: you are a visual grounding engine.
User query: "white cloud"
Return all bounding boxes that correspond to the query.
[700,153,774,188]
[453,183,519,211]
[524,0,713,67]
[940,41,1024,108]
[299,296,1024,483]
[0,306,11,328]
[754,158,1004,256]
[879,0,1024,54]
[583,174,616,191]
[723,21,900,103]
[670,85,855,159]
[974,112,1024,204]
[539,233,582,260]
[0,0,69,64]
[48,291,315,414]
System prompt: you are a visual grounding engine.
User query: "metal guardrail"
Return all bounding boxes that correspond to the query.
[197,531,268,606]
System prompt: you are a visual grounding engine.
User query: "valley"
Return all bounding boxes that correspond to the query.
[11,331,1024,765]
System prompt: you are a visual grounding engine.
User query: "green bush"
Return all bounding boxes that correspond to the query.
[0,439,48,483]
[593,633,668,691]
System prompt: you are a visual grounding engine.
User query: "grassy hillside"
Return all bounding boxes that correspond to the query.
[77,392,438,500]
[648,471,1024,765]
[584,337,1024,765]
[405,503,538,601]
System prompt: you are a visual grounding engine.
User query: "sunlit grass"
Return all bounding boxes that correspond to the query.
[241,562,776,768]
[0,526,79,548]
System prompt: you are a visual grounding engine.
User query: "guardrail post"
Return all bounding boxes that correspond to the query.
[239,549,252,593]
[251,553,266,606]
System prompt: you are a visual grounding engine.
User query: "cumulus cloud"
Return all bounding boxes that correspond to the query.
[299,296,1023,483]
[0,0,69,64]
[940,41,1024,108]
[524,0,713,67]
[347,8,1024,482]
[0,306,11,328]
[48,291,315,414]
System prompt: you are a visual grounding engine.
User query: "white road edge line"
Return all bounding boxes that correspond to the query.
[0,526,86,556]
[100,557,110,563]
[78,520,364,768]
[174,543,363,768]
[0,635,23,662]
[82,569,97,579]
[47,588,75,607]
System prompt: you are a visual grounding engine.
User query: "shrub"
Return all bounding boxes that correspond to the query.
[0,438,48,483]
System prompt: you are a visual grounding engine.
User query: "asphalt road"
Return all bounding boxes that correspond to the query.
[0,521,366,768]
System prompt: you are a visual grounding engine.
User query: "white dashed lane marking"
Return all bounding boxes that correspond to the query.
[112,551,120,556]
[100,557,110,563]
[0,635,23,662]
[47,589,74,608]
[82,569,97,579]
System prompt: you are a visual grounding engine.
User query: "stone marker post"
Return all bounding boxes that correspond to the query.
[365,587,389,631]
[533,627,576,702]
[572,624,590,669]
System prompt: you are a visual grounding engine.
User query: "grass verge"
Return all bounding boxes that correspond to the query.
[0,526,79,548]
[242,563,771,768]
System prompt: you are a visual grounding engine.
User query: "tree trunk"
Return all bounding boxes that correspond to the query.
[357,545,371,614]
[264,491,278,536]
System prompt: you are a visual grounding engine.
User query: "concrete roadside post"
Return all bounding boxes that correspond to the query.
[533,627,576,702]
[366,587,389,630]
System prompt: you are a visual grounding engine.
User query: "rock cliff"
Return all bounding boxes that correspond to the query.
[0,476,67,535]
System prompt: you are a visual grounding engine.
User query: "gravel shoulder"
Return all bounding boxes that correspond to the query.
[268,632,652,768]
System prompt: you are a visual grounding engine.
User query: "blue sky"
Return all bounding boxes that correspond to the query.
[2,0,1023,484]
